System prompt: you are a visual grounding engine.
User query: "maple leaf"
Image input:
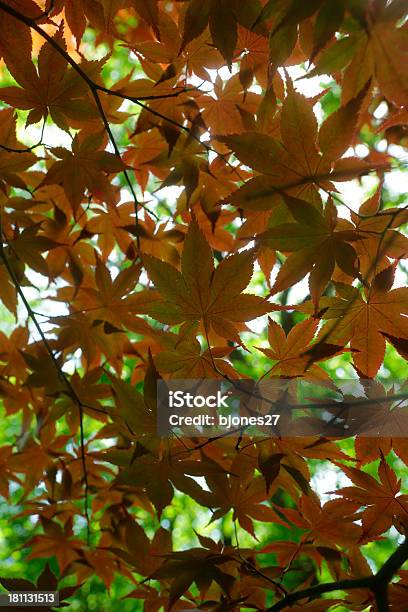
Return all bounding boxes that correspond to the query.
[71,549,128,590]
[9,434,72,493]
[28,516,83,572]
[205,452,285,536]
[84,199,135,261]
[67,257,160,332]
[112,449,222,518]
[389,569,408,609]
[81,0,159,37]
[341,2,408,106]
[122,584,168,611]
[0,1,38,72]
[183,30,225,81]
[155,332,240,379]
[126,214,185,265]
[33,192,96,286]
[341,379,408,442]
[236,25,270,90]
[180,0,263,68]
[47,368,110,432]
[50,310,130,370]
[40,132,125,212]
[149,547,235,610]
[108,521,172,578]
[128,11,223,82]
[199,73,260,135]
[218,81,371,209]
[104,359,159,439]
[310,0,345,62]
[0,446,21,498]
[148,131,210,203]
[0,326,29,380]
[314,265,408,377]
[123,127,167,193]
[350,189,408,281]
[59,0,88,45]
[143,218,271,343]
[333,456,408,540]
[355,436,392,467]
[187,167,244,239]
[257,195,361,303]
[0,28,97,130]
[273,494,363,548]
[5,222,60,277]
[130,0,159,38]
[117,211,189,268]
[0,264,17,315]
[258,318,345,379]
[101,361,224,514]
[122,78,193,136]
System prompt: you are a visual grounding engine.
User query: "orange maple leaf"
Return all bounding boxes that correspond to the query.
[144,217,271,343]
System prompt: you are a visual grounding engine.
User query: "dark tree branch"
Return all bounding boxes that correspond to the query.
[0,141,41,153]
[266,538,408,611]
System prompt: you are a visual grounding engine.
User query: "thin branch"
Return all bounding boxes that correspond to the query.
[0,118,46,153]
[105,83,198,102]
[0,232,92,545]
[91,88,141,249]
[0,141,41,153]
[234,521,288,597]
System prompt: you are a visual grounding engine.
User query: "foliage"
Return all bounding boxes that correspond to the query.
[0,0,407,610]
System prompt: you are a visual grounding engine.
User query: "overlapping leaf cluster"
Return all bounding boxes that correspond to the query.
[0,0,407,610]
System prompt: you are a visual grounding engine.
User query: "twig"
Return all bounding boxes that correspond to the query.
[0,118,46,153]
[234,521,288,597]
[91,89,141,249]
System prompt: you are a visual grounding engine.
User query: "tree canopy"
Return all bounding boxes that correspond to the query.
[0,0,407,610]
